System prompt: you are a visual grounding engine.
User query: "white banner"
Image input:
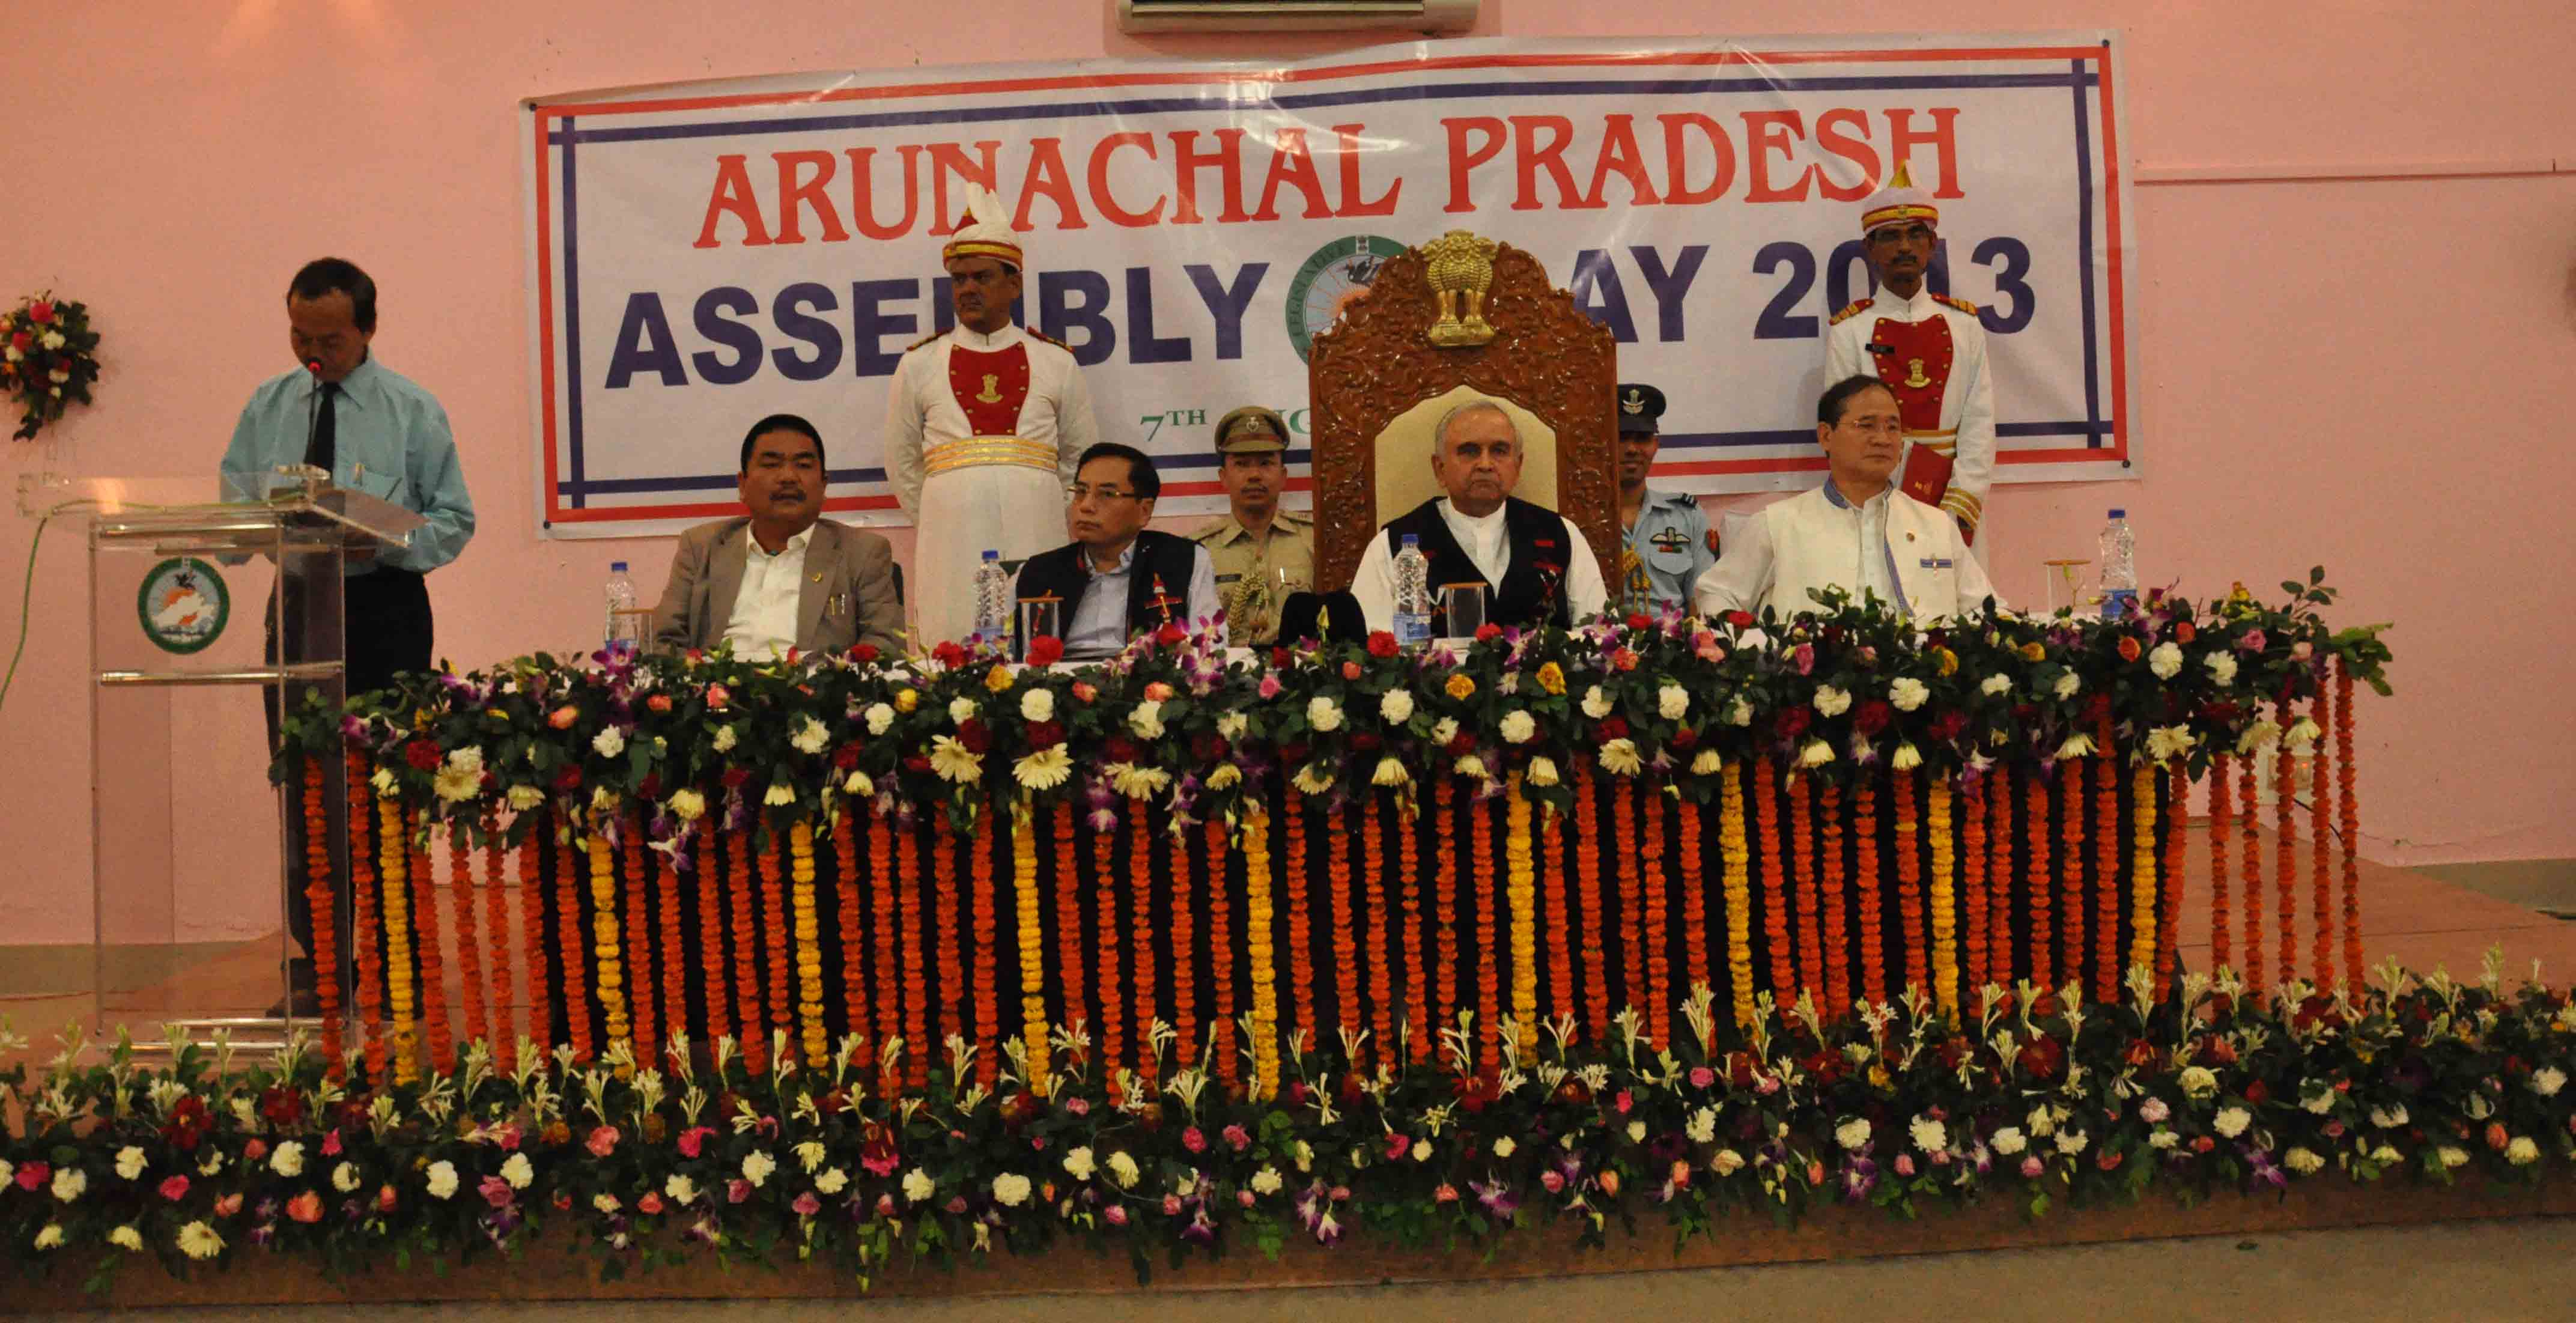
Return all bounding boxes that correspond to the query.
[524,33,2138,537]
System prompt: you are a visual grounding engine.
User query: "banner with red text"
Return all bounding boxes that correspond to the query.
[524,34,2137,538]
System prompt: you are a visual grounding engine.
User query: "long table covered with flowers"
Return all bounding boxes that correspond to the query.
[281,577,2392,1099]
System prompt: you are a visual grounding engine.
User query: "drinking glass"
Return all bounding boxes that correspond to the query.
[1439,582,1487,639]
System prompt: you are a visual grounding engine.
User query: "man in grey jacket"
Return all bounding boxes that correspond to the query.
[650,413,906,658]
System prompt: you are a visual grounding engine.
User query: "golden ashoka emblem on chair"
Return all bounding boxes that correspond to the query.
[1421,229,1499,347]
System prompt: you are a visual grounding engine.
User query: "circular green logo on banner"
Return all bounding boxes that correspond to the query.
[136,556,229,654]
[1285,235,1406,362]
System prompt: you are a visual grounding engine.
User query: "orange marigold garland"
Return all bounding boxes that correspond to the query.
[658,820,690,1066]
[1892,768,1927,1002]
[349,759,387,1084]
[792,820,829,1072]
[1286,788,1317,1052]
[517,825,548,1063]
[380,797,419,1083]
[931,827,964,1048]
[1960,776,1989,1000]
[1787,774,1821,1008]
[2094,745,2121,1005]
[621,815,655,1063]
[896,819,929,1092]
[1431,780,1459,1044]
[1050,806,1086,1089]
[408,823,453,1075]
[726,823,762,1071]
[1012,806,1048,1093]
[2209,755,2234,973]
[1718,760,1755,1030]
[2056,758,2085,998]
[2310,700,2334,987]
[764,830,796,1050]
[2334,662,2365,989]
[1853,773,1884,1006]
[1572,768,1609,1041]
[2130,762,2160,982]
[833,808,867,1061]
[1504,773,1540,1060]
[484,832,514,1072]
[301,757,342,1073]
[1754,758,1793,1002]
[1818,782,1851,1020]
[1167,815,1197,1070]
[1126,799,1161,1086]
[870,811,904,1094]
[973,817,1002,1084]
[1471,779,1500,1078]
[1242,802,1282,1099]
[2159,764,2188,1000]
[1091,805,1126,1096]
[1360,795,1394,1070]
[2022,767,2050,996]
[451,828,487,1056]
[1612,777,1649,1020]
[694,815,731,1054]
[1927,778,1959,1018]
[2238,750,2264,994]
[1676,797,1708,1012]
[1638,786,1669,1051]
[1203,818,1235,1090]
[585,828,627,1059]
[1985,764,2013,988]
[1398,792,1432,1064]
[1323,792,1358,1047]
[2275,716,2298,991]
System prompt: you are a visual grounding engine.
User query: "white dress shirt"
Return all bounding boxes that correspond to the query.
[1062,540,1226,660]
[1350,499,1609,632]
[721,525,812,659]
[1694,481,1998,620]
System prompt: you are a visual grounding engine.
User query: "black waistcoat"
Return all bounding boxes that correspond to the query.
[1011,529,1200,657]
[1381,496,1574,630]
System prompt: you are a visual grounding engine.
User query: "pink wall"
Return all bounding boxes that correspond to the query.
[4,1,2572,946]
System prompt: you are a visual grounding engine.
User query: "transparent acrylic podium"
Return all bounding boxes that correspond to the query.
[87,473,421,1052]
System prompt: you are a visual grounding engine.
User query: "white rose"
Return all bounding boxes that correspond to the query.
[2205,652,2238,687]
[992,1172,1032,1206]
[949,697,979,725]
[1689,748,1722,776]
[1429,717,1460,747]
[505,784,545,811]
[2178,1066,2219,1099]
[1812,686,1852,717]
[2148,1129,2180,1150]
[1909,1116,1947,1153]
[115,1146,147,1181]
[2530,1066,2566,1098]
[2284,1147,2325,1174]
[593,726,627,758]
[1492,1136,1517,1158]
[1724,696,1754,726]
[1498,709,1536,744]
[109,1224,144,1252]
[1580,686,1612,720]
[1379,689,1415,725]
[2053,1130,2088,1155]
[1107,1151,1141,1188]
[2213,1107,2252,1139]
[741,1151,776,1187]
[2437,1146,2470,1169]
[1835,1118,1871,1151]
[1687,1108,1719,1145]
[34,1223,64,1250]
[1888,677,1929,711]
[1128,699,1166,739]
[1307,695,1344,732]
[501,1152,534,1189]
[1020,689,1055,723]
[2508,1137,2541,1166]
[667,788,707,821]
[2052,672,2079,700]
[1979,673,2011,696]
[816,1167,849,1195]
[902,1168,935,1203]
[2369,1103,2408,1129]
[1249,1166,1283,1195]
[1711,1149,1746,1176]
[1658,684,1689,720]
[865,703,895,735]
[791,716,829,755]
[711,724,738,753]
[594,1193,622,1214]
[270,1141,307,1178]
[333,1161,360,1193]
[1216,711,1249,740]
[51,1167,86,1202]
[1063,1146,1097,1181]
[1990,1127,2027,1155]
[427,1161,460,1199]
[2147,642,2183,680]
[663,1173,699,1204]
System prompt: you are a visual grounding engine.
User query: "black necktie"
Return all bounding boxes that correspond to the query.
[305,380,339,475]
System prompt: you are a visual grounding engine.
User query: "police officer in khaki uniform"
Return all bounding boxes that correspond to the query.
[1615,383,1716,614]
[1192,405,1314,647]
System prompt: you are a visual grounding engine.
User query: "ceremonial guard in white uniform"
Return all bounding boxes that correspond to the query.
[885,187,1098,648]
[1822,163,1996,544]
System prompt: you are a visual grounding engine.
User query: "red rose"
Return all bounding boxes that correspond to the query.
[1278,741,1310,767]
[2117,635,2143,663]
[1271,646,1292,669]
[1928,710,1969,740]
[1189,732,1228,762]
[1773,707,1810,740]
[1341,660,1362,680]
[8,331,28,354]
[1351,732,1383,752]
[638,773,661,799]
[1668,725,1697,750]
[2083,693,2113,726]
[1473,622,1502,643]
[1028,720,1066,749]
[405,740,442,771]
[1597,716,1629,741]
[2243,1078,2270,1106]
[1155,622,1187,648]
[956,719,991,754]
[1725,610,1754,628]
[28,300,53,324]
[1852,700,1892,737]
[904,754,932,774]
[1104,735,1140,764]
[848,643,879,665]
[834,743,863,769]
[1025,635,1064,666]
[1366,631,1399,659]
[720,765,752,788]
[553,764,582,791]
[932,640,967,669]
[2173,620,2196,645]
[1625,612,1650,630]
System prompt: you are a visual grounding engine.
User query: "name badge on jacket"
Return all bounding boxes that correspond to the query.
[1919,557,1954,570]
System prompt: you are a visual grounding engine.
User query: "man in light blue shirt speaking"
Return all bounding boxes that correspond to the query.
[220,257,473,1014]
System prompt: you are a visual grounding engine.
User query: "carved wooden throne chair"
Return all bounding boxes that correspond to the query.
[1304,231,1621,598]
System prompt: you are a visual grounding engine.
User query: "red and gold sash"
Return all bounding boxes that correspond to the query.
[948,344,1031,437]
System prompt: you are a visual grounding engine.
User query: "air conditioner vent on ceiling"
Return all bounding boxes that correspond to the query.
[1117,0,1477,35]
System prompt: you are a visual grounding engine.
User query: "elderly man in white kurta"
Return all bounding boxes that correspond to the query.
[1695,376,1998,621]
[1823,162,1996,546]
[886,187,1098,648]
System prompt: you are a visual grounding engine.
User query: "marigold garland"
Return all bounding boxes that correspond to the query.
[1675,798,1709,1027]
[451,829,487,1057]
[620,817,655,1063]
[694,815,731,1054]
[833,809,868,1061]
[1361,795,1394,1070]
[725,822,762,1072]
[1927,778,1959,1018]
[2209,755,2235,973]
[897,821,929,1092]
[483,833,514,1074]
[1203,818,1236,1090]
[792,821,830,1072]
[1572,768,1609,1041]
[1090,805,1126,1097]
[870,813,905,1094]
[1242,804,1281,1100]
[2057,758,2085,998]
[2130,762,2161,981]
[1505,773,1540,1059]
[2275,716,2298,992]
[1013,805,1048,1094]
[1754,758,1793,1003]
[2023,768,2050,996]
[1168,814,1197,1071]
[1718,760,1755,1030]
[1126,799,1161,1086]
[1985,764,2013,988]
[1286,788,1317,1052]
[2238,751,2264,994]
[2094,746,2121,1005]
[1613,778,1651,1018]
[2310,699,2334,987]
[931,827,964,1050]
[586,828,627,1057]
[409,826,452,1076]
[1324,792,1359,1047]
[1818,782,1851,1019]
[765,830,798,1051]
[1471,780,1501,1078]
[517,824,548,1063]
[1959,776,1988,999]
[380,797,419,1083]
[1432,780,1460,1042]
[1853,773,1883,1006]
[2335,662,2365,990]
[347,752,386,1084]
[2159,764,2189,1000]
[1892,768,1926,1002]
[1787,774,1822,1008]
[659,821,690,1066]
[300,757,342,1074]
[1050,807,1086,1092]
[1638,788,1671,1051]
[1397,792,1432,1064]
[971,817,1001,1084]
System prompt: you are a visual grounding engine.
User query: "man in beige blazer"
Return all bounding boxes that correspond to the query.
[651,413,906,658]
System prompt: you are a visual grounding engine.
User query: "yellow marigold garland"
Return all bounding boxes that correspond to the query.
[2129,762,2159,981]
[1927,778,1959,1019]
[1719,759,1755,1030]
[792,820,828,1071]
[378,796,417,1084]
[1014,804,1050,1095]
[1242,803,1281,1100]
[1505,772,1539,1058]
[588,827,628,1054]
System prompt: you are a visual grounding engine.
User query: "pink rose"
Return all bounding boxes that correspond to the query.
[322,1128,343,1157]
[1257,675,1282,699]
[1614,1089,1633,1115]
[215,1192,244,1217]
[1143,681,1173,702]
[1162,1193,1183,1216]
[287,1190,325,1223]
[1064,1097,1090,1118]
[1669,1160,1692,1189]
[1104,1203,1128,1225]
[1541,1170,1564,1193]
[377,1184,398,1212]
[1183,1127,1208,1154]
[480,1175,515,1208]
[704,684,731,710]
[944,1195,968,1215]
[2020,1155,2044,1178]
[243,1139,269,1162]
[159,1175,190,1200]
[874,1193,896,1217]
[1688,1066,1715,1089]
[677,1126,716,1158]
[638,1191,664,1215]
[1072,681,1097,704]
[728,1179,752,1204]
[1436,1182,1461,1203]
[792,1191,821,1217]
[548,705,580,729]
[14,1162,47,1190]
[1223,1124,1250,1152]
[1894,1154,1916,1177]
[1805,1160,1826,1187]
[586,1125,620,1158]
[1238,1188,1257,1208]
[1384,1131,1409,1160]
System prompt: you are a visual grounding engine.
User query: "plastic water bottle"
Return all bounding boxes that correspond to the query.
[1392,535,1433,648]
[603,561,640,658]
[2098,509,2138,622]
[971,549,1010,641]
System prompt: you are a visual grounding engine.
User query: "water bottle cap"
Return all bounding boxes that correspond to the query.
[1401,534,1420,547]
[2107,509,2125,520]
[610,561,628,573]
[982,549,1000,560]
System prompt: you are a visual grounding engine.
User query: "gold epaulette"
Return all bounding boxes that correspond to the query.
[1933,293,1980,316]
[1828,299,1874,326]
[904,328,950,351]
[1024,327,1071,351]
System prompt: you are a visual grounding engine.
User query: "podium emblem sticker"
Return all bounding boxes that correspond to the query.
[137,557,229,654]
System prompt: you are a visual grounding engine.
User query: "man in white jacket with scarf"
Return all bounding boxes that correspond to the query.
[1694,375,1999,622]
